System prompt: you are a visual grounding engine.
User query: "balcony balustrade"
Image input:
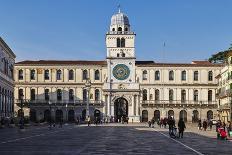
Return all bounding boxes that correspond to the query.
[141,100,217,108]
[15,99,104,107]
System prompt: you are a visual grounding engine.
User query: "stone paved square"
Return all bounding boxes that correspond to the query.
[0,124,232,155]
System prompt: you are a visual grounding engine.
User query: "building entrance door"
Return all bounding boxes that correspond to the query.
[114,97,128,123]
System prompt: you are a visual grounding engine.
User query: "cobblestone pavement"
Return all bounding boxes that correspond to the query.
[0,123,231,155]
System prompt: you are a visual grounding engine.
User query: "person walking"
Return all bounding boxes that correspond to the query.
[203,119,207,131]
[87,116,91,126]
[208,120,213,130]
[198,120,202,130]
[178,118,186,138]
[168,116,175,136]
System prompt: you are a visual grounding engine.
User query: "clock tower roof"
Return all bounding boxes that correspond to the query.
[111,9,130,26]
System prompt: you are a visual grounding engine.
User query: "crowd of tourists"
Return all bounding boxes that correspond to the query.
[148,116,232,140]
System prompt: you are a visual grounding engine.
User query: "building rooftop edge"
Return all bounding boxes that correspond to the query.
[15,60,223,67]
[0,37,16,58]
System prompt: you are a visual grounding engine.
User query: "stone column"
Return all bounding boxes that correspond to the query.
[107,94,111,116]
[131,95,135,116]
[136,95,139,116]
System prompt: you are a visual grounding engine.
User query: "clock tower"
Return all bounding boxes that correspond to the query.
[104,8,140,122]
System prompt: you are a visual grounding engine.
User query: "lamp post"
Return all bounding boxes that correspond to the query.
[85,78,91,119]
[49,100,52,129]
[20,95,24,129]
[200,101,202,121]
[65,103,68,125]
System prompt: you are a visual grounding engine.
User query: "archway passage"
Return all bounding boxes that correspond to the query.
[44,109,51,122]
[94,109,101,124]
[192,110,199,123]
[207,110,213,120]
[142,110,148,122]
[114,97,128,122]
[179,110,187,122]
[55,110,63,122]
[30,109,37,122]
[154,110,160,121]
[82,109,86,121]
[68,110,75,122]
[168,110,174,118]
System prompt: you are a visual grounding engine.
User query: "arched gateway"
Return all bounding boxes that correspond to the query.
[114,97,128,122]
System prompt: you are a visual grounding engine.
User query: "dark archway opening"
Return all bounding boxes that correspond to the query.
[29,109,37,122]
[192,110,199,123]
[114,97,128,122]
[55,110,63,122]
[44,109,51,122]
[154,110,160,121]
[142,110,148,122]
[68,110,75,122]
[179,110,187,122]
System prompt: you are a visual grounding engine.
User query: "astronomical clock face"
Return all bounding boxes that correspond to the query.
[113,64,130,80]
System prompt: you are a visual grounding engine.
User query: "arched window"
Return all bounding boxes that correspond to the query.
[112,28,115,31]
[95,70,100,80]
[83,70,88,80]
[30,69,35,80]
[18,89,24,100]
[124,27,128,31]
[181,70,186,81]
[155,89,160,101]
[44,70,49,80]
[194,90,198,101]
[155,71,160,80]
[194,71,198,81]
[118,27,122,31]
[208,90,212,102]
[208,71,213,81]
[69,70,74,80]
[57,89,62,101]
[169,89,173,101]
[121,38,125,47]
[57,70,62,80]
[30,89,35,100]
[181,90,186,102]
[117,38,120,47]
[143,70,148,80]
[142,89,147,101]
[83,89,87,101]
[169,70,174,81]
[45,89,49,101]
[69,89,74,101]
[95,89,100,101]
[18,69,23,80]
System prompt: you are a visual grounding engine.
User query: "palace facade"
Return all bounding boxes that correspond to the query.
[0,37,16,119]
[216,50,232,123]
[14,10,223,123]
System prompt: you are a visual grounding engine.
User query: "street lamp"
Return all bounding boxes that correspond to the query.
[85,78,91,119]
[49,100,52,129]
[19,94,24,129]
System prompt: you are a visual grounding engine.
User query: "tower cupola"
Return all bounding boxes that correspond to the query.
[110,8,131,33]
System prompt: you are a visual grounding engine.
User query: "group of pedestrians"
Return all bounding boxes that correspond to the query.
[148,116,186,138]
[197,119,213,131]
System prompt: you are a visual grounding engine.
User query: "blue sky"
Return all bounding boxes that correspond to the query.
[0,0,232,63]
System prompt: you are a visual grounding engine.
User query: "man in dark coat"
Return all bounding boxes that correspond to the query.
[178,118,186,138]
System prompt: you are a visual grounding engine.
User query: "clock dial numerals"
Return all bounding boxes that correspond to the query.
[113,64,130,80]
